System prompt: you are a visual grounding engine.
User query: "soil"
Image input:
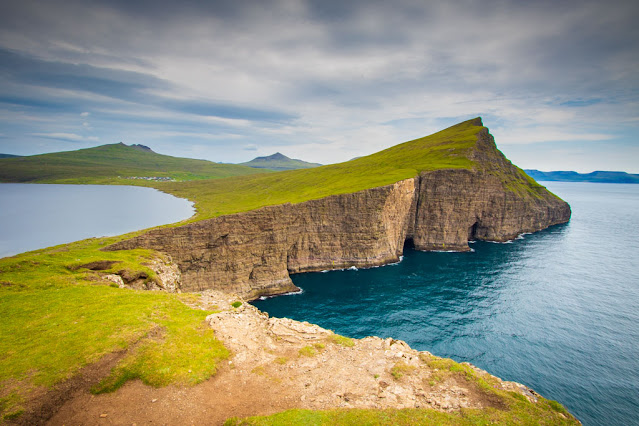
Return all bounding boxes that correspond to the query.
[20,291,537,425]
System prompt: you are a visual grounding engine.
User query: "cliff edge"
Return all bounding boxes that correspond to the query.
[106,118,570,300]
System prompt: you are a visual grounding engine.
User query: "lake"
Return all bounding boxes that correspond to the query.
[253,182,639,426]
[0,183,194,258]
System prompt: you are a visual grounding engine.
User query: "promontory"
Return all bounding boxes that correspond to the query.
[0,117,577,425]
[106,117,571,300]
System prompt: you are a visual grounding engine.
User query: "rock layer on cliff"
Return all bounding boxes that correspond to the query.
[106,119,570,299]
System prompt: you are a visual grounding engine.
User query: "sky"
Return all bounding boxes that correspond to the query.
[0,0,637,172]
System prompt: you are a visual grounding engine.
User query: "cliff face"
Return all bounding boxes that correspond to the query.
[409,127,571,251]
[106,126,570,300]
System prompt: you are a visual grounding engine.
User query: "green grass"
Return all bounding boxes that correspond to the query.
[328,334,355,347]
[151,118,558,223]
[224,404,579,425]
[390,361,417,380]
[0,238,229,419]
[156,119,486,221]
[0,143,266,184]
[298,346,318,357]
[0,119,557,224]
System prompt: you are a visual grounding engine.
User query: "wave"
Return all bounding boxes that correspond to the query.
[259,287,304,300]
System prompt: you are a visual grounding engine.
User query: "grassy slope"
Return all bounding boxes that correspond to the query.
[158,118,483,221]
[0,143,266,184]
[0,239,229,420]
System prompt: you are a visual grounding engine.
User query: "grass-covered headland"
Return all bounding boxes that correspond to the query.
[0,118,572,423]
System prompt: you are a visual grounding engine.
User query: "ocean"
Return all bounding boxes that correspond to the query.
[253,182,639,426]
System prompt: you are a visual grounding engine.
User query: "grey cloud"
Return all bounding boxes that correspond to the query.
[0,48,295,122]
[0,0,637,169]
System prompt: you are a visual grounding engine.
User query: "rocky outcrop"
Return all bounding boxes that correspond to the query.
[96,254,182,292]
[105,125,570,300]
[204,295,549,413]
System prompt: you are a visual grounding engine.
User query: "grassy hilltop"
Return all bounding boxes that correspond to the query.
[0,118,575,423]
[158,118,545,221]
[0,142,266,184]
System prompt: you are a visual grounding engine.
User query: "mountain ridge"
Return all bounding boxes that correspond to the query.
[0,142,266,183]
[525,169,639,183]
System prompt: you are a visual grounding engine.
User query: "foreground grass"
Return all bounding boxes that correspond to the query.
[0,239,228,420]
[225,404,577,426]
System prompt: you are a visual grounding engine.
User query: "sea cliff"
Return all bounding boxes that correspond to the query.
[106,121,570,300]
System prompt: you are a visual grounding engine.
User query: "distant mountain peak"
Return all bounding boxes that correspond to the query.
[130,144,154,153]
[258,152,288,161]
[115,142,154,153]
[241,152,321,171]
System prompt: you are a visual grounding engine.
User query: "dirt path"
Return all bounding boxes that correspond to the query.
[46,291,537,425]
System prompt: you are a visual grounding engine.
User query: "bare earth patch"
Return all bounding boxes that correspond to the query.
[45,291,544,425]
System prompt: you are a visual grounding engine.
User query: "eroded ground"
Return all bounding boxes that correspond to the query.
[44,291,551,425]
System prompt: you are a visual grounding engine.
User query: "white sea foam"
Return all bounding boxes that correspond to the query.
[258,288,304,300]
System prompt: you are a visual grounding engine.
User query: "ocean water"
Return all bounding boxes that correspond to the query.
[253,182,639,426]
[0,183,194,258]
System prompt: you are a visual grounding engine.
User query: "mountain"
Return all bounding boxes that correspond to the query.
[241,152,322,171]
[0,153,20,158]
[525,169,639,184]
[0,143,267,183]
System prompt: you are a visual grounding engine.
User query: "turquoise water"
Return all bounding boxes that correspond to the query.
[0,183,194,258]
[253,182,639,426]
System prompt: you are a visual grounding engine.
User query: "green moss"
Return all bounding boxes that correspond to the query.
[231,301,243,308]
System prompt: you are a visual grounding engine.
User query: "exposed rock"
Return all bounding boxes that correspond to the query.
[203,298,548,413]
[105,127,570,300]
[144,254,181,293]
[102,274,125,288]
[99,254,181,292]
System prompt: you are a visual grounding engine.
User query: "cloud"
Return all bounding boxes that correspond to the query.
[243,144,258,151]
[0,0,637,170]
[0,48,295,123]
[31,132,98,142]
